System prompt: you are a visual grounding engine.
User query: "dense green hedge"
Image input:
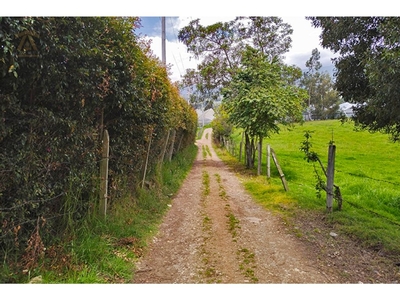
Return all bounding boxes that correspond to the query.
[0,17,197,272]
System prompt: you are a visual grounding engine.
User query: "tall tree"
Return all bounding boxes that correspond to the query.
[302,48,322,108]
[300,48,341,120]
[306,48,322,72]
[312,73,341,119]
[178,17,293,105]
[179,67,215,110]
[233,17,293,61]
[223,47,306,168]
[308,17,400,140]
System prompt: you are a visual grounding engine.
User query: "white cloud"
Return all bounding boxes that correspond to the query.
[144,17,239,83]
[143,36,199,83]
[5,1,398,17]
[144,16,338,82]
[282,17,321,62]
[177,16,236,27]
[282,16,338,71]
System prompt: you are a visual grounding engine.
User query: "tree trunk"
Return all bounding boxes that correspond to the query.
[99,129,109,217]
[257,136,263,176]
[177,130,184,152]
[245,132,252,169]
[239,131,244,163]
[251,137,255,168]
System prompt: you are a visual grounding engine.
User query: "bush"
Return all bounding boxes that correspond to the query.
[0,17,197,279]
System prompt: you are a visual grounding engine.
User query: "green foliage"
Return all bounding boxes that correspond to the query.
[178,17,294,105]
[223,48,305,138]
[4,144,197,283]
[308,17,400,140]
[222,47,306,168]
[0,17,197,281]
[211,103,233,145]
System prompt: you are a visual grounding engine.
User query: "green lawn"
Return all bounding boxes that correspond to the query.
[226,119,400,255]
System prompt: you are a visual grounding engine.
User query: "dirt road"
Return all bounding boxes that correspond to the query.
[133,128,340,283]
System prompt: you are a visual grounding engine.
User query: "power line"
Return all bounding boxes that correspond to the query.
[167,17,186,78]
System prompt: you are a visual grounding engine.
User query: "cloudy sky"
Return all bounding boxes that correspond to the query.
[6,0,396,85]
[136,16,337,83]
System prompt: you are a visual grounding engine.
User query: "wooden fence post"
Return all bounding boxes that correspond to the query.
[271,148,289,192]
[177,132,184,152]
[267,144,271,179]
[168,129,176,162]
[142,129,153,189]
[326,144,336,212]
[161,129,171,162]
[99,129,109,217]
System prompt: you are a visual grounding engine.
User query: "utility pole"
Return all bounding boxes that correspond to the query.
[162,17,166,65]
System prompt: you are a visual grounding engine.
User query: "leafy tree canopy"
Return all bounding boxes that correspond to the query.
[178,17,293,106]
[223,47,305,138]
[308,17,400,140]
[222,46,306,168]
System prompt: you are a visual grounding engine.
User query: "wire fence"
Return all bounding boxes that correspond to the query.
[225,139,400,188]
[336,169,400,187]
[221,138,400,227]
[0,193,64,213]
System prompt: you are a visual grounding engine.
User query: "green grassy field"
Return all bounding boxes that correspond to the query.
[226,119,400,256]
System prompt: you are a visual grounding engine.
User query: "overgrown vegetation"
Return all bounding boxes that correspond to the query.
[216,120,400,257]
[0,17,197,282]
[309,17,400,141]
[3,144,198,283]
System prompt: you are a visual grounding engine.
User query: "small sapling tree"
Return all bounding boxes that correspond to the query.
[300,130,343,211]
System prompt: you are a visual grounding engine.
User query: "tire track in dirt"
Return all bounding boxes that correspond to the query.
[132,158,205,283]
[197,166,250,283]
[133,128,332,283]
[203,130,332,283]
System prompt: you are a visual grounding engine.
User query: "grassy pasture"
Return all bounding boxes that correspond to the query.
[226,119,400,256]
